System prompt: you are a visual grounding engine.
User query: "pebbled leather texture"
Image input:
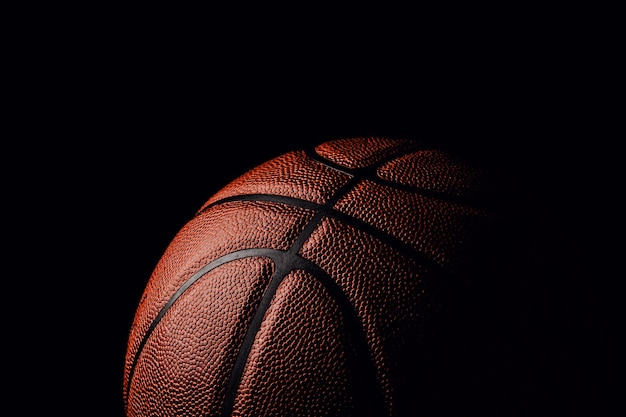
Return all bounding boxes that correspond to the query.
[124,137,492,417]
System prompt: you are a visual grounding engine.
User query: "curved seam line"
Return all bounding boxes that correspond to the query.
[305,141,425,175]
[221,144,426,416]
[220,252,389,417]
[199,178,477,216]
[127,143,435,414]
[296,256,390,416]
[199,193,445,272]
[124,248,284,405]
[305,146,481,207]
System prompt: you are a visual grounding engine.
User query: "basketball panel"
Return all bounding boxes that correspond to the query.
[376,149,490,198]
[314,137,420,169]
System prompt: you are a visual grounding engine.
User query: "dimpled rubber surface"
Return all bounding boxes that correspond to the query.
[232,270,353,417]
[124,137,491,417]
[126,258,274,417]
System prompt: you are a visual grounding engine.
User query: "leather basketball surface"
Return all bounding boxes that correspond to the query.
[123,137,492,416]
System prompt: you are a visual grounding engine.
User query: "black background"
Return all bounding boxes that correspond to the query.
[10,8,613,417]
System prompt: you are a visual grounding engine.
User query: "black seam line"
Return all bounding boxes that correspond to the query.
[126,144,433,413]
[303,148,354,176]
[124,248,280,408]
[220,253,290,417]
[220,251,388,417]
[198,193,322,215]
[304,141,426,176]
[222,146,427,417]
[296,256,388,416]
[302,257,389,416]
[288,175,362,254]
[220,183,363,417]
[197,166,478,218]
[198,193,445,273]
[305,146,482,208]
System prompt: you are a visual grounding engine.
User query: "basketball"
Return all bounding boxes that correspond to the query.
[123,137,493,416]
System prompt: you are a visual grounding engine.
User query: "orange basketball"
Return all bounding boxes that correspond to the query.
[123,137,492,416]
